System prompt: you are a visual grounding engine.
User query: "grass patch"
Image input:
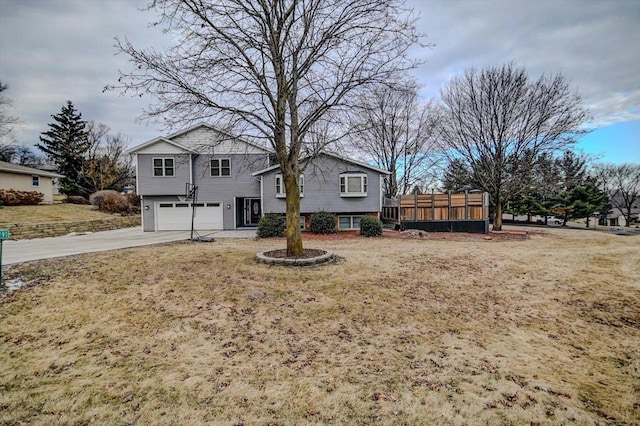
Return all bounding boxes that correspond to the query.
[1,228,639,424]
[0,204,112,224]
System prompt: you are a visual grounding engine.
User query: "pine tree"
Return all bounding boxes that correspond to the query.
[37,101,90,197]
[442,158,476,192]
[552,151,589,225]
[562,178,611,227]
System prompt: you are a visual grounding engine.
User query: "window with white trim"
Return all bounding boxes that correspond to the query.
[275,174,304,198]
[338,216,362,230]
[210,158,231,177]
[339,173,367,197]
[32,175,40,187]
[153,158,174,177]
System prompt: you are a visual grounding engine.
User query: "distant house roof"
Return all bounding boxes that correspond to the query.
[605,207,640,219]
[251,152,391,176]
[0,161,63,178]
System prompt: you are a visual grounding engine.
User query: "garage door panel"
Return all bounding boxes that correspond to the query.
[156,202,223,231]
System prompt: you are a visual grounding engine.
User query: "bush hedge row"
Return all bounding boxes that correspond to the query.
[0,189,44,206]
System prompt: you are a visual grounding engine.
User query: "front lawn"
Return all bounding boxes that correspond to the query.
[0,204,110,224]
[1,228,638,424]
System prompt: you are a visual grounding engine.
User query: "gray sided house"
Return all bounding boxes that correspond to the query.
[128,123,390,232]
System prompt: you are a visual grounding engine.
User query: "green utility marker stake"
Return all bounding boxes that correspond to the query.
[0,229,9,288]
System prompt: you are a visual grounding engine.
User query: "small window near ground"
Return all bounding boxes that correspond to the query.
[338,216,362,230]
[153,158,174,177]
[211,158,231,177]
[339,174,367,197]
[32,175,40,187]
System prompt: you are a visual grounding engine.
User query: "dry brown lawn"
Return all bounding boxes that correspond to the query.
[0,204,110,225]
[1,228,639,425]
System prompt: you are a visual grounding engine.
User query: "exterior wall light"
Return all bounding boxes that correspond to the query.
[144,206,149,210]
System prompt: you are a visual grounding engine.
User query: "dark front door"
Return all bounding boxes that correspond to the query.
[245,198,261,226]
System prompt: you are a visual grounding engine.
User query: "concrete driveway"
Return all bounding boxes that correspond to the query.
[2,227,256,265]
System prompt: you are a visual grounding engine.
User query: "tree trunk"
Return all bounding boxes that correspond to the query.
[284,173,303,256]
[493,200,503,231]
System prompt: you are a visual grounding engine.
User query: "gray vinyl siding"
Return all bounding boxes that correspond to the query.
[138,153,268,230]
[137,154,191,196]
[193,153,266,199]
[261,155,383,214]
[192,153,267,228]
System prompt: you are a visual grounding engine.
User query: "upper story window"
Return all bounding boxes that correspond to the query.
[340,173,367,197]
[275,174,304,198]
[32,175,40,187]
[153,158,174,177]
[211,158,231,177]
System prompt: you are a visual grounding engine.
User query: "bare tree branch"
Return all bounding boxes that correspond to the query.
[438,63,590,230]
[109,0,424,255]
[348,82,442,197]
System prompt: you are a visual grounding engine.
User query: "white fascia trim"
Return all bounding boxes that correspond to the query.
[126,137,198,155]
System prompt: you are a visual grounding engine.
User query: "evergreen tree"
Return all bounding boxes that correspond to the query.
[37,101,90,197]
[441,158,476,192]
[552,151,589,225]
[560,178,611,227]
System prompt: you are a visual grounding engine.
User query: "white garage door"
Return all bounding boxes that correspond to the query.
[156,202,223,231]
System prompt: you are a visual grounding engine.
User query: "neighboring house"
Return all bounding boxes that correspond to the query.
[599,208,640,227]
[37,164,63,199]
[127,123,390,232]
[0,160,64,203]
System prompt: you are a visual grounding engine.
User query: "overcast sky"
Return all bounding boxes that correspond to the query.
[1,0,639,163]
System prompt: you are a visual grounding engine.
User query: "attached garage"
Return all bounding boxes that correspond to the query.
[155,202,223,231]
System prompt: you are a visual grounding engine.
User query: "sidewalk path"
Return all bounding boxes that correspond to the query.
[2,227,256,265]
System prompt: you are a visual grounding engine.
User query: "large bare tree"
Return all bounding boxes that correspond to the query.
[111,0,422,255]
[594,163,640,227]
[348,82,441,197]
[438,63,590,230]
[84,122,135,193]
[0,82,19,143]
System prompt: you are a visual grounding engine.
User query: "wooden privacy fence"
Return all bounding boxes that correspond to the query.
[382,191,490,222]
[403,191,488,221]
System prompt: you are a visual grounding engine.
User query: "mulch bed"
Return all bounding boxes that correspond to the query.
[297,229,531,242]
[262,248,328,259]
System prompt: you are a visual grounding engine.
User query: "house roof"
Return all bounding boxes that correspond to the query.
[0,161,64,178]
[126,123,271,155]
[165,123,271,153]
[125,137,199,155]
[251,152,391,176]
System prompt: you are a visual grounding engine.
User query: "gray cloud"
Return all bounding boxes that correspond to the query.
[413,0,640,126]
[1,0,638,149]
